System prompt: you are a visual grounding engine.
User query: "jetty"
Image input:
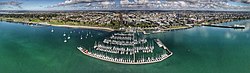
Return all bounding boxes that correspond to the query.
[78,47,172,65]
[103,39,147,46]
[155,39,173,54]
[101,32,147,46]
[94,43,154,54]
[204,24,245,29]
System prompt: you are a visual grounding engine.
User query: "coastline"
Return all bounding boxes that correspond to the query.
[0,19,193,33]
[42,23,115,32]
[0,20,115,32]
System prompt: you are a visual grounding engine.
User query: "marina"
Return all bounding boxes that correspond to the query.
[78,31,173,64]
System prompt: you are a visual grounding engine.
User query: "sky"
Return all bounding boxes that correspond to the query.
[0,0,250,11]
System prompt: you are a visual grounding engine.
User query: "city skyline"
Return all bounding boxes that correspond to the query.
[0,0,250,11]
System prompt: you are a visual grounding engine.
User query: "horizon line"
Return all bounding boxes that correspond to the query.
[1,9,250,12]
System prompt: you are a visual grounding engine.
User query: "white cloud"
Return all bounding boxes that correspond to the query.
[0,1,22,9]
[48,0,114,8]
[48,0,250,10]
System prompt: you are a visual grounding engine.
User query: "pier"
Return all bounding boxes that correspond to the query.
[99,32,147,46]
[154,39,173,55]
[103,39,147,46]
[204,24,245,29]
[114,33,134,36]
[94,44,154,54]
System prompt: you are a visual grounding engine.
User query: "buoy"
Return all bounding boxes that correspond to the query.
[67,36,71,39]
[64,40,67,43]
[63,33,66,36]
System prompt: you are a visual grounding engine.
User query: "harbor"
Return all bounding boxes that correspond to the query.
[78,31,173,64]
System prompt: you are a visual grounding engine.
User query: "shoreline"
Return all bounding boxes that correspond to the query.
[44,23,115,32]
[0,20,194,33]
[0,20,115,32]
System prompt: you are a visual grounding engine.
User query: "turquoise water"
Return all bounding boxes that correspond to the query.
[0,20,250,73]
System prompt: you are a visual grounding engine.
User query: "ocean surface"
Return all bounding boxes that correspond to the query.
[0,20,250,73]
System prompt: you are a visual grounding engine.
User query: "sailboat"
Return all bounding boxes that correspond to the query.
[63,33,66,36]
[51,28,54,32]
[64,38,67,43]
[81,35,83,39]
[86,33,88,38]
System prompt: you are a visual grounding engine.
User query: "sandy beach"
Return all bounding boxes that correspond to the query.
[33,22,115,32]
[6,20,116,32]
